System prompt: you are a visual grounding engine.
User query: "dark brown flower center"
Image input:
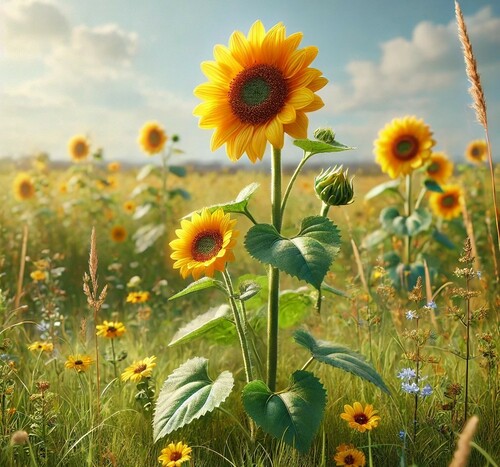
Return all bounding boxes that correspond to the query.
[344,454,355,465]
[354,413,369,425]
[75,360,83,365]
[20,181,33,197]
[108,326,117,333]
[427,162,440,174]
[393,135,419,161]
[134,364,147,374]
[74,141,87,157]
[170,451,182,461]
[192,230,223,262]
[148,129,162,147]
[471,146,482,157]
[440,194,457,208]
[229,64,288,125]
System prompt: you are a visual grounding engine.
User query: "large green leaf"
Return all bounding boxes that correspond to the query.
[293,330,390,394]
[423,179,444,193]
[169,277,227,301]
[169,165,186,177]
[361,229,389,249]
[380,207,432,237]
[278,289,314,328]
[244,216,341,289]
[293,138,354,154]
[169,304,233,346]
[153,357,233,441]
[364,180,401,200]
[242,371,326,453]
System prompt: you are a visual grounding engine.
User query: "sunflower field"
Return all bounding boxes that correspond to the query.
[1,9,499,467]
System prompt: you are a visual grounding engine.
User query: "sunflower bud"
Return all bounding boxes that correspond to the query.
[314,127,336,144]
[314,166,354,206]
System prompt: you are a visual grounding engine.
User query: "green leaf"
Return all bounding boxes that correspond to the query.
[168,188,191,200]
[245,216,341,289]
[169,304,233,346]
[293,138,354,154]
[183,183,259,219]
[380,207,432,236]
[242,371,326,453]
[133,224,165,253]
[432,229,455,249]
[320,282,350,299]
[169,165,186,177]
[169,277,227,301]
[278,289,313,328]
[361,229,389,249]
[294,329,390,394]
[136,164,158,181]
[238,281,261,301]
[153,357,233,441]
[423,179,444,193]
[364,180,401,200]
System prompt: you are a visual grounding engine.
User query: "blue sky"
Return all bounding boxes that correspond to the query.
[1,0,499,167]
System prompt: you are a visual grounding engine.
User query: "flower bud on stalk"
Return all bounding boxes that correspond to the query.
[315,165,355,206]
[314,127,336,144]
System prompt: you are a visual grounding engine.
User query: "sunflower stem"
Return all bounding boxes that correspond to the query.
[404,173,413,271]
[267,146,282,392]
[368,431,374,467]
[281,152,310,214]
[110,338,118,380]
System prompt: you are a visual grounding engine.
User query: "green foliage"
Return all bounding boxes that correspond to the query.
[278,289,314,328]
[133,223,166,253]
[379,206,432,236]
[242,371,326,453]
[293,329,390,394]
[169,277,227,301]
[364,179,401,200]
[153,357,234,441]
[244,216,341,289]
[293,138,354,154]
[423,179,444,193]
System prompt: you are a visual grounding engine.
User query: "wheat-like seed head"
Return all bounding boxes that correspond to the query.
[449,415,479,467]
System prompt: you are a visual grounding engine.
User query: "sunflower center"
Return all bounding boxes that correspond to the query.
[393,135,419,161]
[20,181,33,197]
[170,452,182,461]
[192,230,223,262]
[229,64,288,125]
[344,454,355,465]
[441,194,457,208]
[74,142,87,157]
[108,326,117,333]
[134,364,147,374]
[354,413,369,424]
[471,146,481,157]
[427,162,440,174]
[148,129,162,147]
[75,360,83,365]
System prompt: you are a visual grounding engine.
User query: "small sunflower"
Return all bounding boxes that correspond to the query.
[425,152,454,186]
[121,356,157,383]
[96,320,126,339]
[334,444,366,467]
[110,225,127,243]
[30,270,47,282]
[429,184,463,220]
[170,208,238,280]
[340,402,380,433]
[138,121,167,155]
[59,182,68,194]
[194,20,327,163]
[126,291,150,304]
[13,173,36,201]
[123,200,136,214]
[28,341,54,353]
[374,116,435,178]
[158,442,192,467]
[107,161,121,172]
[465,139,487,164]
[68,135,90,162]
[64,355,93,373]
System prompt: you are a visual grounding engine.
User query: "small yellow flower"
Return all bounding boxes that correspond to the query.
[340,402,380,433]
[13,173,36,201]
[138,121,167,155]
[121,356,157,383]
[123,200,136,214]
[158,441,192,467]
[68,135,90,162]
[64,355,93,373]
[30,270,47,282]
[465,139,487,164]
[429,184,463,220]
[28,341,54,353]
[107,161,121,172]
[110,225,127,243]
[126,291,150,304]
[96,320,126,339]
[59,182,68,194]
[425,152,454,186]
[334,444,366,467]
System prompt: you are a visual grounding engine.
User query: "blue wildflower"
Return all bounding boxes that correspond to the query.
[424,300,437,311]
[476,270,482,279]
[397,368,416,380]
[421,384,433,397]
[405,310,418,320]
[399,430,406,440]
[401,382,420,394]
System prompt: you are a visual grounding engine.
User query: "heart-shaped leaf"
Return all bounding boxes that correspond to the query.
[364,179,402,200]
[294,329,390,394]
[153,357,233,441]
[380,207,432,237]
[244,216,341,289]
[293,138,354,154]
[169,277,227,301]
[424,179,444,193]
[242,371,326,453]
[169,165,187,177]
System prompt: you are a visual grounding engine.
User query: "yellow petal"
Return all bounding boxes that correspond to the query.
[277,104,296,124]
[229,30,253,66]
[283,111,308,139]
[287,88,314,109]
[265,118,284,148]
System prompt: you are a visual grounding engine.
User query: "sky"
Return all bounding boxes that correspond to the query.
[1,0,499,168]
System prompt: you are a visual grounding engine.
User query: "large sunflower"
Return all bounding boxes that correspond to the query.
[193,20,327,163]
[425,152,454,186]
[340,402,380,433]
[138,121,167,155]
[465,139,487,164]
[374,116,435,178]
[170,208,238,280]
[13,172,36,201]
[68,135,90,162]
[429,185,463,220]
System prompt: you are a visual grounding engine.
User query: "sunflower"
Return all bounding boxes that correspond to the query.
[13,173,36,201]
[126,291,150,304]
[121,356,157,383]
[138,121,167,155]
[340,402,380,433]
[68,135,90,162]
[374,116,435,178]
[425,152,454,186]
[429,184,463,220]
[110,225,127,243]
[193,20,327,163]
[334,444,366,467]
[170,208,238,280]
[30,270,47,282]
[28,341,54,353]
[465,139,487,164]
[107,161,121,172]
[64,355,93,373]
[96,320,126,339]
[158,442,192,467]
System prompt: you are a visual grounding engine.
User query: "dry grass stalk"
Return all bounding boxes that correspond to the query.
[460,192,481,273]
[449,415,479,467]
[351,238,369,293]
[455,1,500,263]
[423,260,439,331]
[14,224,29,310]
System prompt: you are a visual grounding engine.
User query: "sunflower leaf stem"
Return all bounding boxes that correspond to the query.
[267,146,283,392]
[299,356,315,372]
[404,174,413,268]
[281,152,311,214]
[243,208,258,225]
[414,186,427,210]
[313,203,331,313]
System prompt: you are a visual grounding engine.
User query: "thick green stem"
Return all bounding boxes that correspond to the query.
[404,174,413,267]
[281,153,310,214]
[267,146,282,392]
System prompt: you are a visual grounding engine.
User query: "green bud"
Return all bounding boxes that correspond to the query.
[172,134,180,143]
[313,127,336,144]
[314,165,354,206]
